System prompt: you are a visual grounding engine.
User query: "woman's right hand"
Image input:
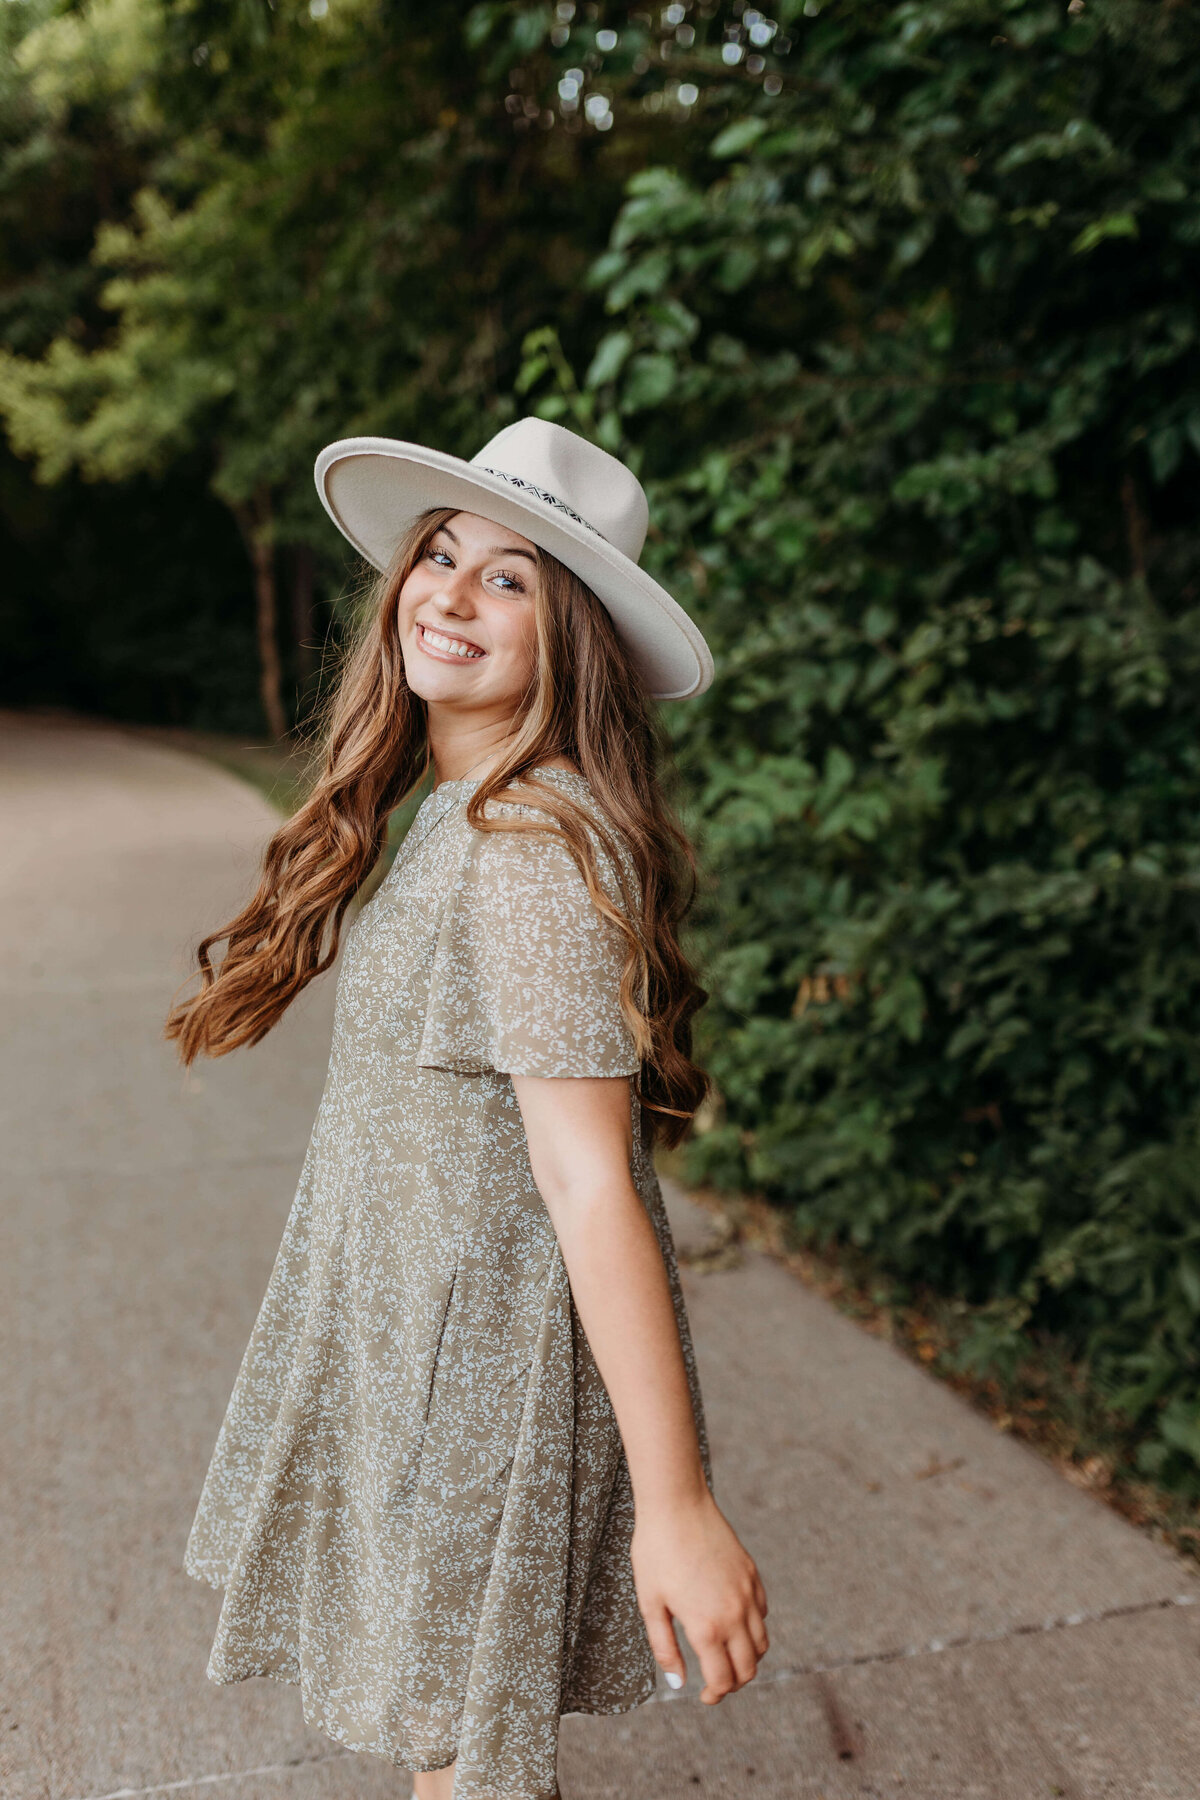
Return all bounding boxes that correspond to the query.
[631,1490,769,1704]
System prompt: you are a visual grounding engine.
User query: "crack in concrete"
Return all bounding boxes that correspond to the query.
[646,1588,1199,1701]
[6,1153,312,1183]
[64,1749,353,1800]
[65,1592,1198,1799]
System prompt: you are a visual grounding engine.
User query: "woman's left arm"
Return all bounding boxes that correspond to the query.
[511,1071,770,1705]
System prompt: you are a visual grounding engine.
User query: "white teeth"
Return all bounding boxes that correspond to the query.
[422,626,483,658]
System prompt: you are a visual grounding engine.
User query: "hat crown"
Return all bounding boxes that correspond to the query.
[469,418,649,563]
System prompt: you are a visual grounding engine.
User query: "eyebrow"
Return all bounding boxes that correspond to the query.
[438,524,538,565]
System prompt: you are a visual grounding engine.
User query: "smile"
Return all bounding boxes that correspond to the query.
[417,623,486,661]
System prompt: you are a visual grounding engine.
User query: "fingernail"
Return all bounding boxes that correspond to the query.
[665,1670,685,1690]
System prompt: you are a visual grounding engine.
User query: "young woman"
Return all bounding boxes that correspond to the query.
[170,419,769,1800]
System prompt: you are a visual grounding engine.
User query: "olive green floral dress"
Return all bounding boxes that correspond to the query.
[184,766,709,1800]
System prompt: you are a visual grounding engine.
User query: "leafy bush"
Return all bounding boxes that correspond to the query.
[525,0,1200,1488]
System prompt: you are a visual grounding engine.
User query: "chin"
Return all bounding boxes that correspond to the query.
[398,652,439,702]
[401,655,476,707]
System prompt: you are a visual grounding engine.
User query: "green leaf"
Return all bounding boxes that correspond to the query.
[1139,168,1188,204]
[605,251,672,310]
[715,245,759,292]
[863,603,897,642]
[464,4,500,50]
[621,352,676,411]
[513,353,549,397]
[873,973,927,1045]
[710,117,769,159]
[1147,424,1183,484]
[1158,1399,1200,1467]
[585,330,633,389]
[1178,1256,1200,1315]
[1070,212,1139,255]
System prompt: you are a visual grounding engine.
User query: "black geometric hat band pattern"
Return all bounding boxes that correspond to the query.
[475,465,608,543]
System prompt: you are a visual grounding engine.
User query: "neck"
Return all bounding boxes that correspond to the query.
[426,717,519,789]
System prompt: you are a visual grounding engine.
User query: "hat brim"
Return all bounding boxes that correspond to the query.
[314,437,714,701]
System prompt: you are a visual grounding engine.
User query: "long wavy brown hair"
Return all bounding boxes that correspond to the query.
[165,507,711,1147]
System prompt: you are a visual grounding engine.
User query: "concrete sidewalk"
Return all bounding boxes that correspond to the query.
[1,711,1197,1800]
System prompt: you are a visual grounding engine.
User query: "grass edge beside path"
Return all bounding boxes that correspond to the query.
[128,717,1200,1572]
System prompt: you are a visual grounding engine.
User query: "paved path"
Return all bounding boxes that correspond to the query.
[2,711,1198,1800]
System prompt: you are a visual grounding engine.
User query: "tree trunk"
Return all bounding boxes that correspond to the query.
[232,489,288,741]
[1121,468,1149,581]
[291,543,316,687]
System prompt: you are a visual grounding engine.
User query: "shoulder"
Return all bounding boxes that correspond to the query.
[446,785,637,940]
[473,779,633,893]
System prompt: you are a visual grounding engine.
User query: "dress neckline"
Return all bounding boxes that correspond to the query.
[431,765,589,794]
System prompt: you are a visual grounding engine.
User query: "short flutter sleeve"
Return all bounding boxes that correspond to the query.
[417,818,642,1080]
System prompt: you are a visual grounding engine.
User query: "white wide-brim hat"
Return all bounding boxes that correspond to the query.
[314,417,714,701]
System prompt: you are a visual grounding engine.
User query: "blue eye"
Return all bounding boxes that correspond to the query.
[426,544,525,594]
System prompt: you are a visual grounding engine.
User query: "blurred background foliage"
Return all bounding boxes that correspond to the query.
[4,0,1200,1492]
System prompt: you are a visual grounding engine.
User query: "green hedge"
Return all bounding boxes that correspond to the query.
[526,0,1200,1489]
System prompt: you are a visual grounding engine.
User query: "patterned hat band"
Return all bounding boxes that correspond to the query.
[475,466,608,543]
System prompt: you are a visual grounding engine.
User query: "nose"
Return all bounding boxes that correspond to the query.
[430,564,477,615]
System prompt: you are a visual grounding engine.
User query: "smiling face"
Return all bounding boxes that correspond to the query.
[396,512,541,721]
